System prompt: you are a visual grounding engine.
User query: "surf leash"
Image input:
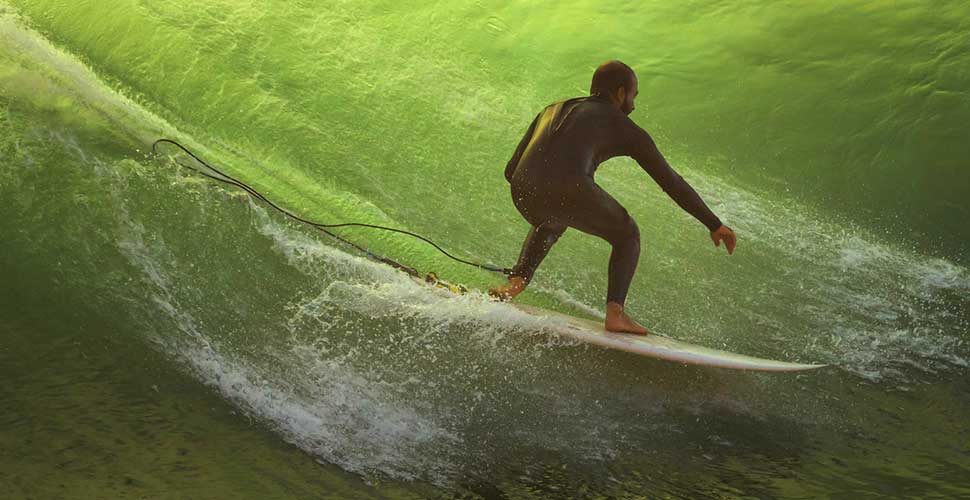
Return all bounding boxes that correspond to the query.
[150,139,511,285]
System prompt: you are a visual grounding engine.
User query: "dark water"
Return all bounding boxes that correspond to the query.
[2,1,969,498]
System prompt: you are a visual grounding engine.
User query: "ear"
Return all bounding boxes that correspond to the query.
[614,86,626,104]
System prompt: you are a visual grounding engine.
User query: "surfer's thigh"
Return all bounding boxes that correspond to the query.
[562,183,638,244]
[511,179,564,227]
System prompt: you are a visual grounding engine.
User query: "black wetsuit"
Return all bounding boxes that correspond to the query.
[504,94,722,305]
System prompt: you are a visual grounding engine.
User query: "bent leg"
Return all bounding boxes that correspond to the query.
[560,184,640,306]
[509,221,568,284]
[489,221,566,301]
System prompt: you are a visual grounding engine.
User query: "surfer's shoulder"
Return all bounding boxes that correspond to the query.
[613,112,647,137]
[544,95,598,110]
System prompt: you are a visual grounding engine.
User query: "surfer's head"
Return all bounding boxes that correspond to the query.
[590,60,638,115]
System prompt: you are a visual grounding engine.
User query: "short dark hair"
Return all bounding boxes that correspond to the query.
[590,60,635,96]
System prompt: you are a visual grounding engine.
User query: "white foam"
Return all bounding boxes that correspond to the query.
[112,189,465,482]
[686,170,970,382]
[180,338,461,481]
[251,201,588,344]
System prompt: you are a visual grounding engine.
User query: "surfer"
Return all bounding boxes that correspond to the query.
[489,60,737,335]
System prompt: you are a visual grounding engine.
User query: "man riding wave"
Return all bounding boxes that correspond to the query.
[489,60,737,335]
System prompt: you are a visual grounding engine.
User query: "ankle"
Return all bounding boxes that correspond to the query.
[606,301,625,312]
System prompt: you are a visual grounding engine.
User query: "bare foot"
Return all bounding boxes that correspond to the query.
[488,276,527,302]
[604,302,650,335]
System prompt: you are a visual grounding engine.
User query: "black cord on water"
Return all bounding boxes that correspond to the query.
[150,138,512,277]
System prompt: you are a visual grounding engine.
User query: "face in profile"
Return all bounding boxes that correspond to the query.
[621,75,639,115]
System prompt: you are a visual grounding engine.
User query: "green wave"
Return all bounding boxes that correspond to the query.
[3,2,970,495]
[7,0,970,263]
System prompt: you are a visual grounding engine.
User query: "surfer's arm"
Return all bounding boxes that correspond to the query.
[623,120,722,232]
[505,112,541,183]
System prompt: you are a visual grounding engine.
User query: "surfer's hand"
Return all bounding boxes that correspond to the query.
[710,225,736,255]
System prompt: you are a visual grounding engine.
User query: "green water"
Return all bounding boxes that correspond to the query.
[1,1,968,498]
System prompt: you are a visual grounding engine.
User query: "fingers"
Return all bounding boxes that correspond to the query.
[711,229,737,255]
[710,227,738,255]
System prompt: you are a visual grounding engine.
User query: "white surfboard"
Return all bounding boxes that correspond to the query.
[512,303,826,372]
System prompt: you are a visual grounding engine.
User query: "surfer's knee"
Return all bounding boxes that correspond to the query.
[541,229,564,248]
[626,218,640,242]
[609,216,639,250]
[537,222,566,248]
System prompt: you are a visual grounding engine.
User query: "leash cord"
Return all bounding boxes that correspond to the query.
[151,139,512,276]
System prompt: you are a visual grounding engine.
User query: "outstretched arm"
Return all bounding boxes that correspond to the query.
[624,120,723,232]
[504,112,541,183]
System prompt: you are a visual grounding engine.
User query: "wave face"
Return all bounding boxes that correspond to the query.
[2,2,969,497]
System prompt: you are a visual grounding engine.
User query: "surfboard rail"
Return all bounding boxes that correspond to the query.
[512,304,827,372]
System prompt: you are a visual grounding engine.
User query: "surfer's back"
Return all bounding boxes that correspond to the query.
[511,95,636,182]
